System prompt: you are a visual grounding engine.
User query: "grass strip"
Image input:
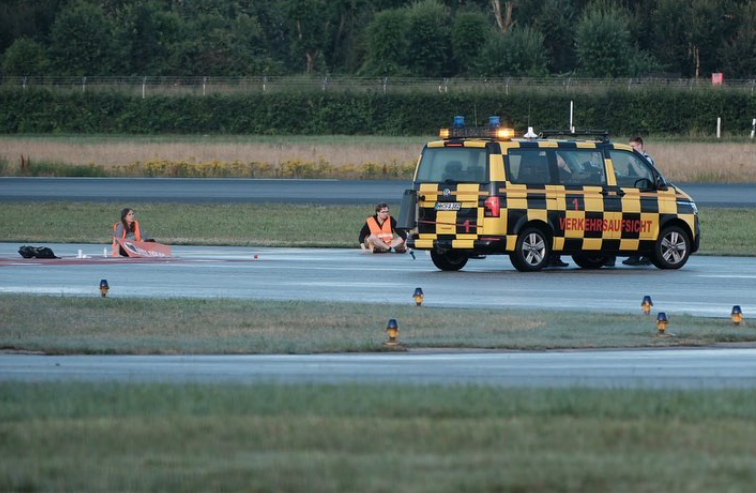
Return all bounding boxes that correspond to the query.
[0,203,754,255]
[2,295,755,354]
[2,382,756,492]
[0,202,373,248]
[2,135,755,182]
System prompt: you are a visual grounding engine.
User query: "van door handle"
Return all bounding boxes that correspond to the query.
[601,190,625,197]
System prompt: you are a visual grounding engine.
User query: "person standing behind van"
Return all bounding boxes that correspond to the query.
[548,153,572,267]
[623,136,655,266]
[629,136,655,167]
[359,203,407,254]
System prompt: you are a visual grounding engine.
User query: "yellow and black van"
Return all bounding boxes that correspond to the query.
[398,117,700,272]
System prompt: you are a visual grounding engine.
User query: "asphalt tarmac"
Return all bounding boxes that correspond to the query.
[3,178,756,387]
[2,177,756,207]
[3,349,756,388]
[1,243,754,317]
[3,244,756,387]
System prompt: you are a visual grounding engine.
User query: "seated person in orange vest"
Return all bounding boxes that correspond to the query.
[359,203,407,254]
[112,208,150,256]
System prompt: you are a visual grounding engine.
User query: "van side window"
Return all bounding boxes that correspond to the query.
[506,150,550,184]
[554,150,607,186]
[610,150,655,189]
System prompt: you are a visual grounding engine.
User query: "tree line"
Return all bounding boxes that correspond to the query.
[2,0,756,80]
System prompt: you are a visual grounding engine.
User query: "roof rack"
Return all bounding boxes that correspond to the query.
[538,130,611,143]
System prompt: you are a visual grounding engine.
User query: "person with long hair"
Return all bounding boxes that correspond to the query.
[112,208,150,256]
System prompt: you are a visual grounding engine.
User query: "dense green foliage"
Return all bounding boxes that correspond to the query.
[575,3,634,77]
[2,0,756,79]
[1,88,754,135]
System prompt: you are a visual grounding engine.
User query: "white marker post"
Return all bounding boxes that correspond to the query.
[751,118,755,139]
[717,117,721,139]
[569,101,574,133]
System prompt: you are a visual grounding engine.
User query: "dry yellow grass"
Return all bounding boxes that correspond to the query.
[652,142,756,182]
[0,137,422,168]
[1,136,755,182]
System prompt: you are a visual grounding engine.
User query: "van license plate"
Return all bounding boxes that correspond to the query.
[435,202,461,211]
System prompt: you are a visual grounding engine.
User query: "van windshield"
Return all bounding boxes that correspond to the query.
[416,147,487,183]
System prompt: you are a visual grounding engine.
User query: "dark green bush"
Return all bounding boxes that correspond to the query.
[1,87,754,136]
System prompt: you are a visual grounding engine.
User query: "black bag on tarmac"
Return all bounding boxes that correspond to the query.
[18,245,59,259]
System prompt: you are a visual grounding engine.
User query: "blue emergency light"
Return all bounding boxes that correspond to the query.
[731,305,744,325]
[440,115,513,140]
[99,279,110,298]
[385,318,400,346]
[656,312,669,336]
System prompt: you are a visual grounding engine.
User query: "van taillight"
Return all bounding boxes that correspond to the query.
[484,196,500,217]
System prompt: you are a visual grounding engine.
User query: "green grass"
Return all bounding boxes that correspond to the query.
[3,382,756,493]
[2,296,754,354]
[0,202,377,247]
[0,203,754,255]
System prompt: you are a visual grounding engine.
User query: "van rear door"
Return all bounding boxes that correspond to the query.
[414,144,488,249]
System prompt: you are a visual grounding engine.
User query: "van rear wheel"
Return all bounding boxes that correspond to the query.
[430,250,469,271]
[510,227,549,272]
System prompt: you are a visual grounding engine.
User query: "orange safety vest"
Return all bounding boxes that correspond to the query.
[366,216,394,243]
[112,220,142,256]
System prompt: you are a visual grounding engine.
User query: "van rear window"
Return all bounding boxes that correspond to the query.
[416,147,487,183]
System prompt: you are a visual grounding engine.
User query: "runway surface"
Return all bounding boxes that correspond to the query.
[1,242,753,317]
[3,349,756,388]
[3,174,755,388]
[2,177,755,207]
[3,242,756,387]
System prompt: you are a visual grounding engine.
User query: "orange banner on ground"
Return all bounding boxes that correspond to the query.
[115,238,173,258]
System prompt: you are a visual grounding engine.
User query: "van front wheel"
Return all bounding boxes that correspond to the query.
[430,250,469,271]
[510,227,550,272]
[651,226,691,270]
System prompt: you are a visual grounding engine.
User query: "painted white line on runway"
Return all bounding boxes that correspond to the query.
[0,287,91,294]
[295,281,402,288]
[698,274,756,279]
[175,263,423,273]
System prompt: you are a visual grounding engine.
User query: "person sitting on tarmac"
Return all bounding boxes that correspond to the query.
[359,203,408,254]
[112,207,151,257]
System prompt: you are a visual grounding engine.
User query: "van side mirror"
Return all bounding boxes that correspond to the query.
[634,178,655,190]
